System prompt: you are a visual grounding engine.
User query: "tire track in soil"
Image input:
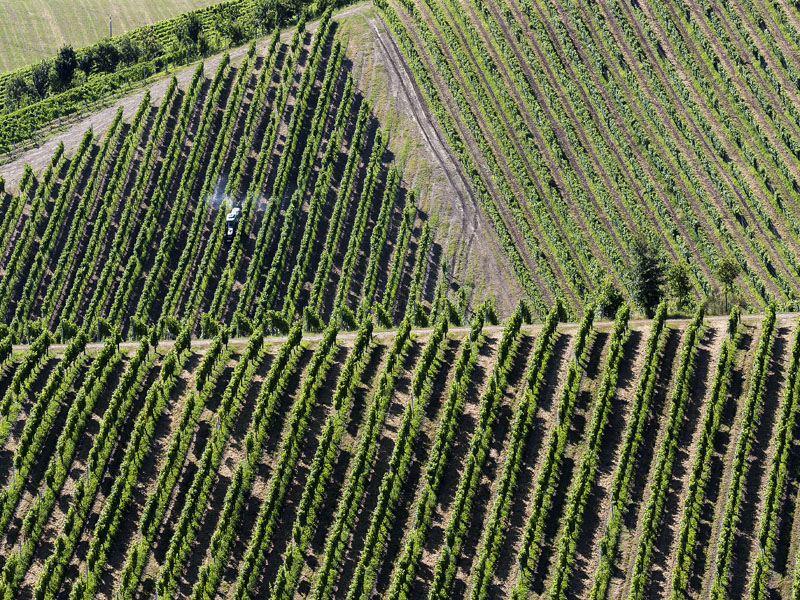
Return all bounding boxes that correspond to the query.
[384,0,557,308]
[361,11,525,314]
[460,0,602,290]
[411,0,580,308]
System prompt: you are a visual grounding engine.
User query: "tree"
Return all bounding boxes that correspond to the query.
[200,313,219,337]
[716,255,741,311]
[341,305,357,330]
[253,0,278,32]
[27,318,46,341]
[668,261,692,309]
[232,311,254,337]
[631,235,664,317]
[303,306,323,332]
[93,39,120,73]
[597,275,624,319]
[52,45,77,91]
[279,0,304,20]
[176,13,203,46]
[196,32,210,56]
[116,37,140,66]
[5,72,29,109]
[265,310,289,334]
[77,49,94,75]
[223,16,250,46]
[58,319,78,341]
[149,327,159,350]
[31,60,50,98]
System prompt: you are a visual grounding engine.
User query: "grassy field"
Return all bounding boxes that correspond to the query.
[0,0,219,71]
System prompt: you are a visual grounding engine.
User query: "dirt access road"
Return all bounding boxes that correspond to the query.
[14,312,791,354]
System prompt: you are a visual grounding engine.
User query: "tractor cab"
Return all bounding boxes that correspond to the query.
[224,206,241,243]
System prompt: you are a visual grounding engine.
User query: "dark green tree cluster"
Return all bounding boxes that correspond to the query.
[5,41,150,109]
[631,235,664,318]
[3,0,332,113]
[625,235,741,316]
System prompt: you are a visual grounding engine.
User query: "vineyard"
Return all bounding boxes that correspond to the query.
[0,11,446,343]
[4,0,800,599]
[0,302,795,600]
[375,0,800,317]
